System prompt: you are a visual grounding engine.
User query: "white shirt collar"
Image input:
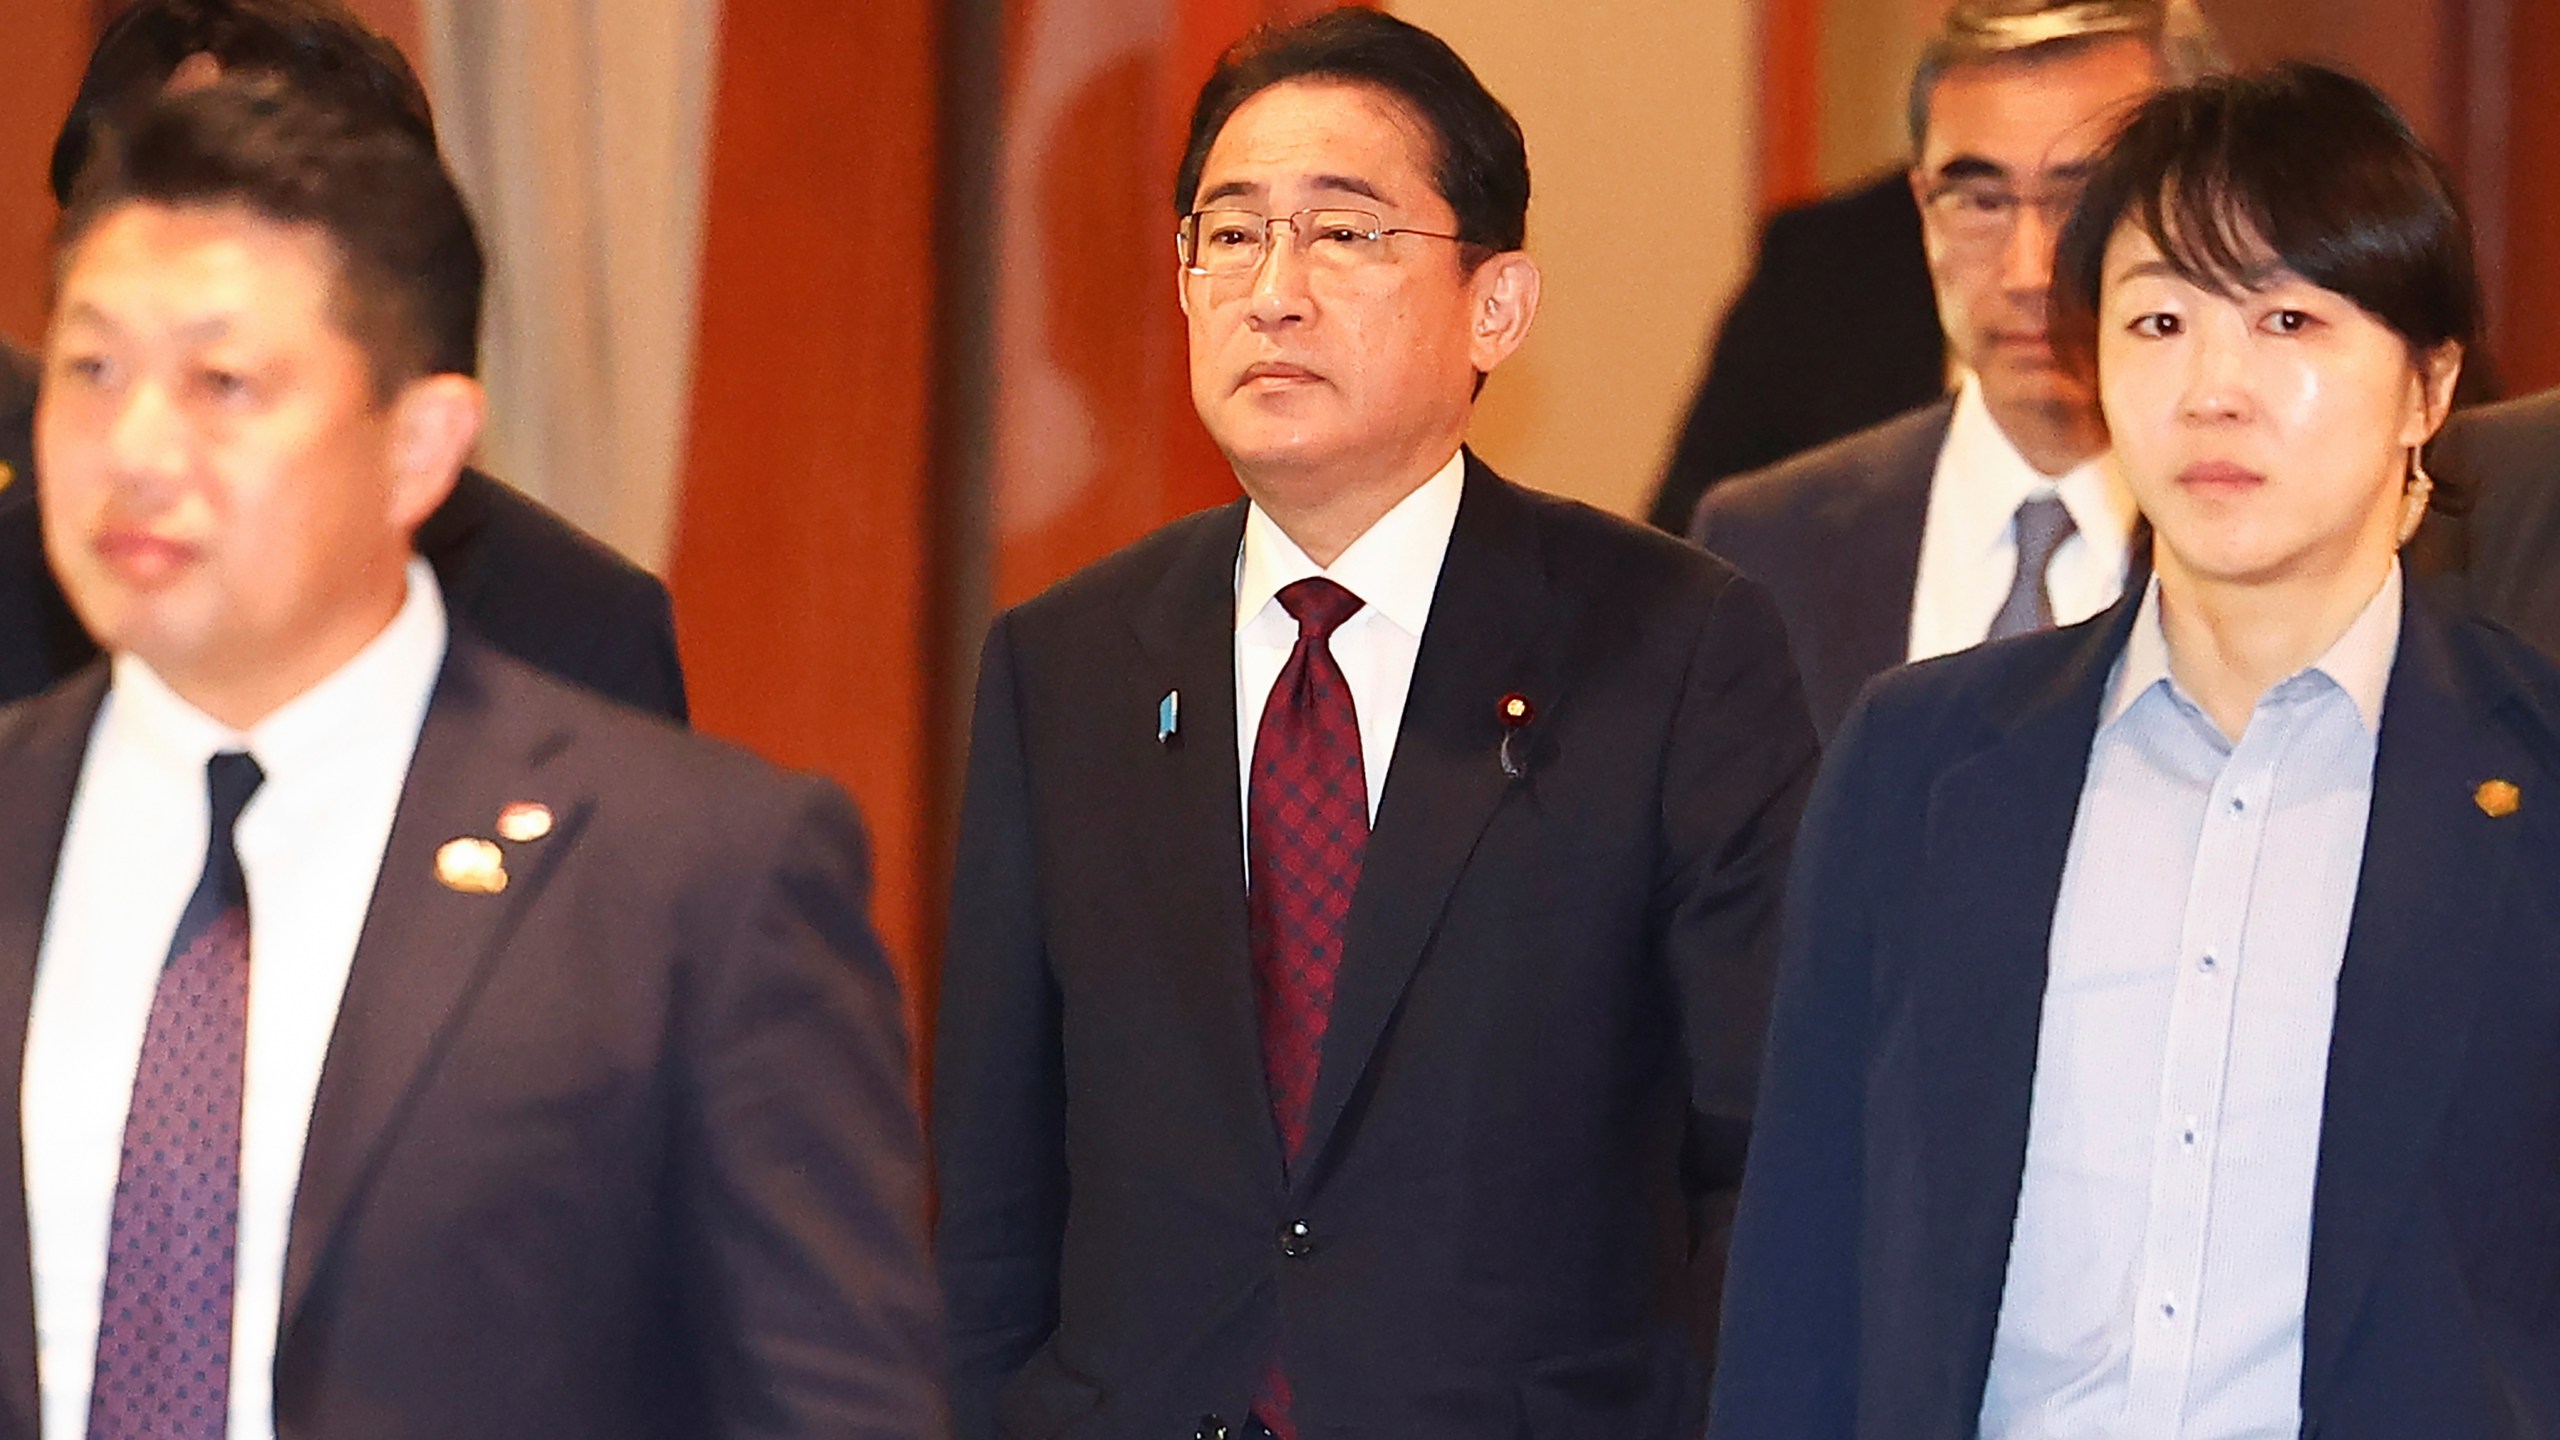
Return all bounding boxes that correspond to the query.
[1235,448,1467,638]
[105,557,451,780]
[1938,374,2138,558]
[2106,561,2403,733]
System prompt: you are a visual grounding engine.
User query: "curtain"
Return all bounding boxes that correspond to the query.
[419,0,724,572]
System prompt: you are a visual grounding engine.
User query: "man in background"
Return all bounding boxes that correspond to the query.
[0,0,687,721]
[1690,0,2216,738]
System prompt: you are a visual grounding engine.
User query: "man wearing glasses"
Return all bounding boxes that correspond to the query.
[934,10,1816,1440]
[1689,0,2218,739]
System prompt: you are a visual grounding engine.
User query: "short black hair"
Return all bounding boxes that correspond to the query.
[2053,61,2480,377]
[53,0,434,208]
[1174,7,1529,260]
[60,78,484,396]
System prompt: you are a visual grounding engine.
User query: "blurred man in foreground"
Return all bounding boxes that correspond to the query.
[0,81,941,1438]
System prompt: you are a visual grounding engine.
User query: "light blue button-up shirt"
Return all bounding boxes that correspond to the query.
[1980,564,2402,1440]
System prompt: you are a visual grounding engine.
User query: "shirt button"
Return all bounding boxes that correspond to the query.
[2199,951,2220,973]
[1279,1220,1316,1258]
[2161,1297,2180,1321]
[2227,795,2248,816]
[2181,1120,2200,1148]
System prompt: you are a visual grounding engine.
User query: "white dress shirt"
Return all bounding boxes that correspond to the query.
[26,559,448,1440]
[1907,375,2137,663]
[1980,565,2402,1440]
[1235,449,1464,835]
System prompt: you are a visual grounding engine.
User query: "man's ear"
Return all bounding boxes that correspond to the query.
[1465,251,1541,375]
[385,373,483,530]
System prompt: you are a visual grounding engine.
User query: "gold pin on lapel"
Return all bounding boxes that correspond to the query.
[435,837,509,894]
[496,801,554,843]
[2475,779,2522,819]
[0,461,15,493]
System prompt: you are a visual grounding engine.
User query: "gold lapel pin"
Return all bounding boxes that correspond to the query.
[0,461,15,493]
[496,801,554,843]
[2475,779,2522,819]
[435,837,509,894]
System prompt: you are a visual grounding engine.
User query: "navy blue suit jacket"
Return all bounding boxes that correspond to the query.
[938,457,1818,1440]
[1711,582,2560,1439]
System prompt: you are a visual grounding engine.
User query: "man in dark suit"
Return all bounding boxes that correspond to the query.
[933,12,1816,1440]
[0,0,685,720]
[2417,387,2560,660]
[1690,0,2219,740]
[1,81,941,1438]
[1645,171,1946,534]
[1714,62,2551,1438]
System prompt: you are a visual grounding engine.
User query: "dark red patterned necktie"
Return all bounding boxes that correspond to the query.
[88,750,264,1440]
[1248,577,1366,1440]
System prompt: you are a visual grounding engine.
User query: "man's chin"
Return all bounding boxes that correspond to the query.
[1980,363,2095,415]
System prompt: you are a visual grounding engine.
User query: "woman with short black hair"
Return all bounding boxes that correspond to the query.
[1713,63,2560,1440]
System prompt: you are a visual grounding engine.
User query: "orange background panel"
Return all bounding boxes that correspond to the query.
[668,0,945,1042]
[0,2,94,350]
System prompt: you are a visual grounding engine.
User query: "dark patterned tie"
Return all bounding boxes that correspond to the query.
[88,750,264,1440]
[1989,493,2077,640]
[1247,577,1366,1440]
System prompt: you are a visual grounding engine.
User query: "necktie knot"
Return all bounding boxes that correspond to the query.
[200,751,263,914]
[206,751,265,833]
[1276,577,1365,643]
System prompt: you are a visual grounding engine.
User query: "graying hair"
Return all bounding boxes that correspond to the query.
[1906,0,2224,150]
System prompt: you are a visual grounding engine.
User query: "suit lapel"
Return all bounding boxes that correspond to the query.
[1296,460,1554,1179]
[2299,596,2527,1420]
[1125,502,1284,1182]
[278,644,586,1335]
[1906,602,2132,1395]
[0,671,108,1438]
[1863,404,1935,676]
[1832,403,1947,691]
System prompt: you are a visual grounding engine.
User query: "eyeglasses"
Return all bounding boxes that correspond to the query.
[1922,177,2090,248]
[1177,207,1465,276]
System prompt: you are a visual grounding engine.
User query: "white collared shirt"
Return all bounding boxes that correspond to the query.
[1981,565,2403,1440]
[26,559,449,1440]
[1907,375,2137,663]
[1234,449,1464,836]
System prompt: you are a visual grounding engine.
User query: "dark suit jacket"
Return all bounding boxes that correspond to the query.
[1711,586,2560,1439]
[1646,172,1946,533]
[936,456,1818,1440]
[2420,386,2560,662]
[0,341,688,720]
[0,641,942,1438]
[1689,401,1950,741]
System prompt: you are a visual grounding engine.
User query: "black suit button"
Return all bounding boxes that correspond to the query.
[1279,1219,1316,1258]
[1196,1416,1229,1440]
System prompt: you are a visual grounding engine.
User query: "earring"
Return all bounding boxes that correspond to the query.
[2397,446,2435,547]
